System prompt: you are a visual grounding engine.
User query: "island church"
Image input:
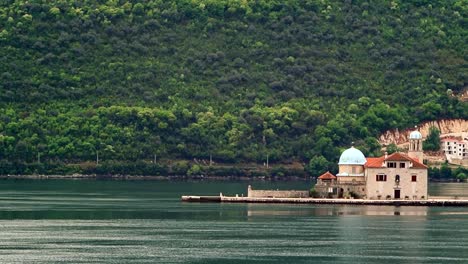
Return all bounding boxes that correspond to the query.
[315,129,427,199]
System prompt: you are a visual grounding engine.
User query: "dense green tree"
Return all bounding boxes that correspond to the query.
[386,143,400,154]
[307,156,330,177]
[440,163,453,179]
[0,1,465,175]
[423,126,441,151]
[456,172,467,182]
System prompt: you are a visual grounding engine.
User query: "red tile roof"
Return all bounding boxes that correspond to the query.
[441,137,464,143]
[318,171,337,180]
[365,157,384,168]
[365,153,427,169]
[410,160,427,169]
[385,152,410,161]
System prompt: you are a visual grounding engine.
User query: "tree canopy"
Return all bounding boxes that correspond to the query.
[0,0,466,175]
[423,126,441,151]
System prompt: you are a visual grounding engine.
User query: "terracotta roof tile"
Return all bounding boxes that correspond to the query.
[365,153,427,169]
[318,171,337,179]
[441,137,464,143]
[385,152,411,161]
[365,157,385,168]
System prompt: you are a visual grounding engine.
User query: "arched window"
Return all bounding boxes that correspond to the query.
[395,175,400,182]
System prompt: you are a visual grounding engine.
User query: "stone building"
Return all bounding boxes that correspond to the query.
[315,129,428,200]
[408,130,424,162]
[441,136,468,166]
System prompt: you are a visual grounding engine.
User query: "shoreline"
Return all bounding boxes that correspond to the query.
[0,174,465,182]
[181,195,468,206]
[0,174,309,181]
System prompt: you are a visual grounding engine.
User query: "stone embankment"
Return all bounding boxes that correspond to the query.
[0,174,171,180]
[247,185,309,198]
[379,119,468,146]
[181,195,468,206]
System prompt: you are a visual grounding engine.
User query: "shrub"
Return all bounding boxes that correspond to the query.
[310,187,319,198]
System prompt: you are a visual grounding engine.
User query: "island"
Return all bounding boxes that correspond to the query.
[182,128,468,206]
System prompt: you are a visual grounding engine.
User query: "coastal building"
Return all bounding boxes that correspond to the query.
[441,136,468,165]
[408,130,424,162]
[315,129,428,200]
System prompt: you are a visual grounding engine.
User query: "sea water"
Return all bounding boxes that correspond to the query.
[0,180,467,263]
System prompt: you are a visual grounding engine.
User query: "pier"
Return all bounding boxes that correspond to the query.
[181,195,468,206]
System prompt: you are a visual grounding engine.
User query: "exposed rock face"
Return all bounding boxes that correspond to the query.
[379,119,468,145]
[458,89,468,102]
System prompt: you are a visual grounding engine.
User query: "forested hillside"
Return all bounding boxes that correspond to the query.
[0,0,466,175]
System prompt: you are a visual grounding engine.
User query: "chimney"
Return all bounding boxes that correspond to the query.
[382,152,388,167]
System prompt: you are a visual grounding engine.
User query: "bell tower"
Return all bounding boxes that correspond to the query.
[408,128,423,162]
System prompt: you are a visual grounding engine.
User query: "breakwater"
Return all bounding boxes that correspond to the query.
[181,195,468,206]
[247,185,309,198]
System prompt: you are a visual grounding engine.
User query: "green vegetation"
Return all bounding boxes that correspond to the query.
[386,143,402,154]
[423,126,441,151]
[430,165,468,182]
[0,1,466,176]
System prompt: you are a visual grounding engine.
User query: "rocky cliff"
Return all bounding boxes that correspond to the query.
[379,119,468,145]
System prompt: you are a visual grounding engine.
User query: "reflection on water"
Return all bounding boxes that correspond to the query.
[429,182,468,197]
[0,180,466,263]
[437,211,468,215]
[247,204,429,217]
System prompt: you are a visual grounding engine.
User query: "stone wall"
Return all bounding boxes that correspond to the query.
[449,158,468,166]
[366,167,428,200]
[247,185,310,198]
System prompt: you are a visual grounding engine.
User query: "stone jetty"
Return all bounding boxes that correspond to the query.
[181,195,468,206]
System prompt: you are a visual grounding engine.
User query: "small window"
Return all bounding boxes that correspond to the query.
[411,175,417,182]
[395,175,400,182]
[399,163,405,168]
[376,174,387,181]
[387,162,396,168]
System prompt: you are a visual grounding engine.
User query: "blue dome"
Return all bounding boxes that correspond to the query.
[409,130,422,140]
[338,147,366,165]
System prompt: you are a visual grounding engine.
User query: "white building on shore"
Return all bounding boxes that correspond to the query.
[441,136,468,165]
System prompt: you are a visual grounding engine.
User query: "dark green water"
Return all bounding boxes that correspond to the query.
[0,180,467,263]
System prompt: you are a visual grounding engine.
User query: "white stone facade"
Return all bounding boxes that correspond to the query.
[441,137,468,160]
[365,158,428,200]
